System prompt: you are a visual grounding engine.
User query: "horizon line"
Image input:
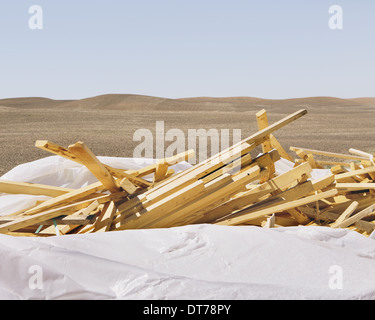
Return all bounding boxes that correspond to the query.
[1,93,375,101]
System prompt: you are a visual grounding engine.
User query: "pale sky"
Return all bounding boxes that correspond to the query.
[0,0,374,100]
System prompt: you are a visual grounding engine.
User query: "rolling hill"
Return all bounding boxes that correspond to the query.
[0,94,374,112]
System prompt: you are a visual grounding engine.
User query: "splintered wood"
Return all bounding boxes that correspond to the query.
[1,109,375,237]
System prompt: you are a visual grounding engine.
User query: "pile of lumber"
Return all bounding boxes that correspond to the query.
[1,109,375,237]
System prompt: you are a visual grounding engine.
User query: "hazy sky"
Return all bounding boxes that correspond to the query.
[0,0,374,100]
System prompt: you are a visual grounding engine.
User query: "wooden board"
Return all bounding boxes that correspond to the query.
[290,147,368,162]
[23,181,106,216]
[0,180,73,197]
[216,189,338,226]
[0,193,124,234]
[68,142,121,193]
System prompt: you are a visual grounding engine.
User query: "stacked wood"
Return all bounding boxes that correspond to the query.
[0,109,374,237]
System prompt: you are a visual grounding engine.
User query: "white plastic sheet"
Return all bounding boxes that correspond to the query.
[0,224,375,300]
[1,156,375,300]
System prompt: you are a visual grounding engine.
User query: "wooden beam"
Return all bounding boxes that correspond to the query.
[256,109,275,180]
[150,166,265,228]
[122,149,195,179]
[0,214,96,226]
[0,193,123,234]
[68,142,121,193]
[119,172,152,188]
[0,180,73,197]
[263,214,275,228]
[200,153,252,184]
[247,109,307,146]
[212,179,315,225]
[349,148,373,161]
[336,183,375,191]
[216,189,338,226]
[158,149,195,165]
[144,110,307,201]
[332,203,375,229]
[153,163,169,183]
[335,166,375,181]
[23,181,106,216]
[269,135,293,162]
[118,178,138,195]
[290,147,368,162]
[35,140,80,163]
[331,201,359,228]
[197,162,313,223]
[94,201,118,232]
[311,174,335,191]
[35,140,129,180]
[115,180,206,230]
[295,159,351,168]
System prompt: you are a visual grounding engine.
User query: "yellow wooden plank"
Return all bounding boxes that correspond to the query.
[248,109,307,146]
[216,189,338,226]
[295,159,351,168]
[120,172,152,188]
[353,220,375,234]
[0,214,95,226]
[118,178,138,195]
[256,109,275,181]
[208,179,315,225]
[159,149,195,165]
[115,179,206,230]
[335,166,375,181]
[262,214,275,228]
[23,181,106,216]
[150,166,264,228]
[143,110,307,202]
[200,153,252,184]
[35,140,81,163]
[336,183,375,191]
[68,142,121,193]
[349,148,373,161]
[0,180,73,197]
[331,201,359,228]
[94,201,118,232]
[38,201,100,235]
[35,140,131,180]
[197,162,313,223]
[290,147,368,162]
[269,134,293,162]
[153,163,169,183]
[0,193,123,234]
[332,203,375,229]
[311,174,335,191]
[286,208,310,225]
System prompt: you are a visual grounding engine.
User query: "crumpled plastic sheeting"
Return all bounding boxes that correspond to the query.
[0,224,375,300]
[1,156,374,300]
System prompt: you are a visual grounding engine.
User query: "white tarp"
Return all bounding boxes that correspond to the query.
[0,157,375,300]
[1,224,375,300]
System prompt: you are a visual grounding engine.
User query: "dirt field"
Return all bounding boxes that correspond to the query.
[0,94,374,176]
